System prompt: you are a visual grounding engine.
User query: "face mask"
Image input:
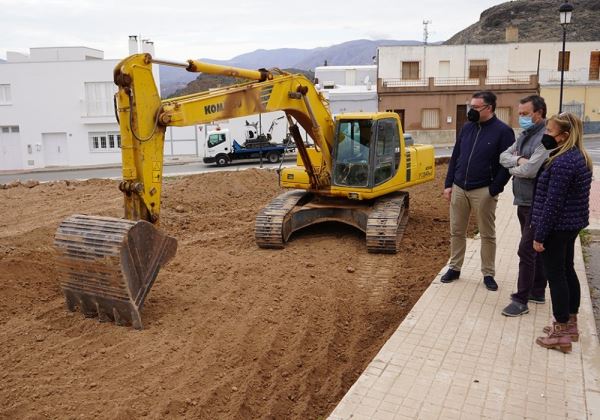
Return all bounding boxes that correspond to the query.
[519,116,534,130]
[541,134,558,150]
[467,108,480,122]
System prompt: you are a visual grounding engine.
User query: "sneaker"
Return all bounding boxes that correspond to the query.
[502,300,529,317]
[483,276,498,291]
[441,268,461,283]
[528,294,545,304]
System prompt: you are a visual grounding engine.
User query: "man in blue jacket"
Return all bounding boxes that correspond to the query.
[441,91,514,291]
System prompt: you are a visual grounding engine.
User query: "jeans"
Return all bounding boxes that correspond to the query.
[511,206,547,305]
[539,230,581,323]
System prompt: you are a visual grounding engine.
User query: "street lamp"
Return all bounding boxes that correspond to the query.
[559,1,573,113]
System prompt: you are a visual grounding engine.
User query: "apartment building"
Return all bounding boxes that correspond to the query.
[377,39,600,144]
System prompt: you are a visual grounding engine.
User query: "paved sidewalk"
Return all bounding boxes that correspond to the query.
[329,182,600,419]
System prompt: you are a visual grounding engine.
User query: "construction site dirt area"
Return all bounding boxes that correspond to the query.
[0,164,451,419]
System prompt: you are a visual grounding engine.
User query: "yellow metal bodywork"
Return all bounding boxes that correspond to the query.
[113,53,435,224]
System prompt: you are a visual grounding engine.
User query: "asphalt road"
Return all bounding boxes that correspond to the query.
[1,139,597,184]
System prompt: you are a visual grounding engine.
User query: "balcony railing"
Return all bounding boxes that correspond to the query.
[382,73,536,88]
[538,68,599,84]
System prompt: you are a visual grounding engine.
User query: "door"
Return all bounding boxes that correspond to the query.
[386,109,405,132]
[42,132,68,166]
[0,127,22,170]
[456,105,468,138]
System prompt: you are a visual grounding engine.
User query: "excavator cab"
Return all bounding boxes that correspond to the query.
[332,115,403,189]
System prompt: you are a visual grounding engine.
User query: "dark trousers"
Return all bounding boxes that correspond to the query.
[511,206,547,305]
[540,230,581,323]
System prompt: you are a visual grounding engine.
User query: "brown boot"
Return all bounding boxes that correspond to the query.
[536,322,572,353]
[543,314,578,342]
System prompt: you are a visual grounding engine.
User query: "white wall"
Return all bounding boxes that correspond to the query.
[315,65,378,115]
[0,58,123,169]
[378,41,600,83]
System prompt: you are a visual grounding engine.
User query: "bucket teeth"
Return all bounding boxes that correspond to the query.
[55,214,177,329]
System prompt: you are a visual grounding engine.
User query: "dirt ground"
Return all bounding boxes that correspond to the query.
[0,165,451,420]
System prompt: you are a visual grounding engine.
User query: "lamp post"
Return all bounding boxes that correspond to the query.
[559,1,573,113]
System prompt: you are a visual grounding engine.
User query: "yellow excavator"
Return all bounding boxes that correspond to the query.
[54,53,435,328]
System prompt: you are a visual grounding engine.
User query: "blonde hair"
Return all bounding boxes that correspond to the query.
[546,112,593,171]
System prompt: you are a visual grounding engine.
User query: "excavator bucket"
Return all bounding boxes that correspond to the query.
[54,214,177,329]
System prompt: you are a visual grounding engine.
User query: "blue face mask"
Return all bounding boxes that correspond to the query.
[519,116,534,130]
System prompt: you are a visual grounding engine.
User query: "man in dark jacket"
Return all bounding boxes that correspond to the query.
[441,91,514,291]
[499,95,550,316]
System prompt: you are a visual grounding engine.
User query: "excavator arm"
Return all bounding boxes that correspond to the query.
[53,53,336,329]
[113,53,335,225]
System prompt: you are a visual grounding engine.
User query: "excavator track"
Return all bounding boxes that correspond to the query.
[366,192,409,254]
[255,190,307,248]
[54,214,177,329]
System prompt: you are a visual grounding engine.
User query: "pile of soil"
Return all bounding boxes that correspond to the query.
[0,165,450,419]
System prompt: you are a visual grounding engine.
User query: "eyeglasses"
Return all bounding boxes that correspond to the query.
[469,104,490,111]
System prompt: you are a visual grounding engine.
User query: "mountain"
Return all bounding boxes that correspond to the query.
[169,68,315,98]
[445,0,600,45]
[159,39,421,96]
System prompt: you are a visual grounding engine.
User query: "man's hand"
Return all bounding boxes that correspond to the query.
[533,240,545,253]
[443,187,452,202]
[517,157,529,166]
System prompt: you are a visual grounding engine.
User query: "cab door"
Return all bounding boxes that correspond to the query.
[372,118,399,186]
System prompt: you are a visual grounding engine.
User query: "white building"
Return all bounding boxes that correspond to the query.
[0,38,206,171]
[315,65,378,114]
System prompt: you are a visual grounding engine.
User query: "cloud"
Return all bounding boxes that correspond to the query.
[0,0,505,60]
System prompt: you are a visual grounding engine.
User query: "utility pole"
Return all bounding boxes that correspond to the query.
[423,20,432,45]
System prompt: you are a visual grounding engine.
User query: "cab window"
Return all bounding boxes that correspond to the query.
[207,133,226,148]
[332,119,372,187]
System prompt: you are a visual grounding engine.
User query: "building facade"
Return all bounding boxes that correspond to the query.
[377,40,600,144]
[315,65,378,114]
[0,39,204,171]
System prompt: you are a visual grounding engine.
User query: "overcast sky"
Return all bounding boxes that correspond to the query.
[1,0,508,61]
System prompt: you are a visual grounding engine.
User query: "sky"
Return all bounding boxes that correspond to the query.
[1,0,508,61]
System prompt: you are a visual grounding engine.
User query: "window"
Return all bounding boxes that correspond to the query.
[333,119,373,187]
[207,133,226,148]
[469,60,488,79]
[0,84,11,105]
[590,52,600,80]
[402,62,420,80]
[496,107,511,125]
[562,101,584,119]
[89,131,121,152]
[421,109,440,129]
[558,51,570,71]
[0,125,18,133]
[374,118,399,185]
[439,60,450,78]
[85,82,117,116]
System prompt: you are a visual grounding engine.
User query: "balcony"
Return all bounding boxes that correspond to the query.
[379,73,538,93]
[538,68,600,85]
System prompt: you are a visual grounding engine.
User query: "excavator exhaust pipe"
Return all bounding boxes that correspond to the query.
[54,214,177,329]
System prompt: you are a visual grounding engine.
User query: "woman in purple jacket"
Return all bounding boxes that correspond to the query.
[531,112,593,353]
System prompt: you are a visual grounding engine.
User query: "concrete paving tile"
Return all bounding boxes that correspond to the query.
[378,400,401,414]
[354,403,377,417]
[480,407,501,419]
[372,409,397,420]
[396,405,418,418]
[439,407,461,419]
